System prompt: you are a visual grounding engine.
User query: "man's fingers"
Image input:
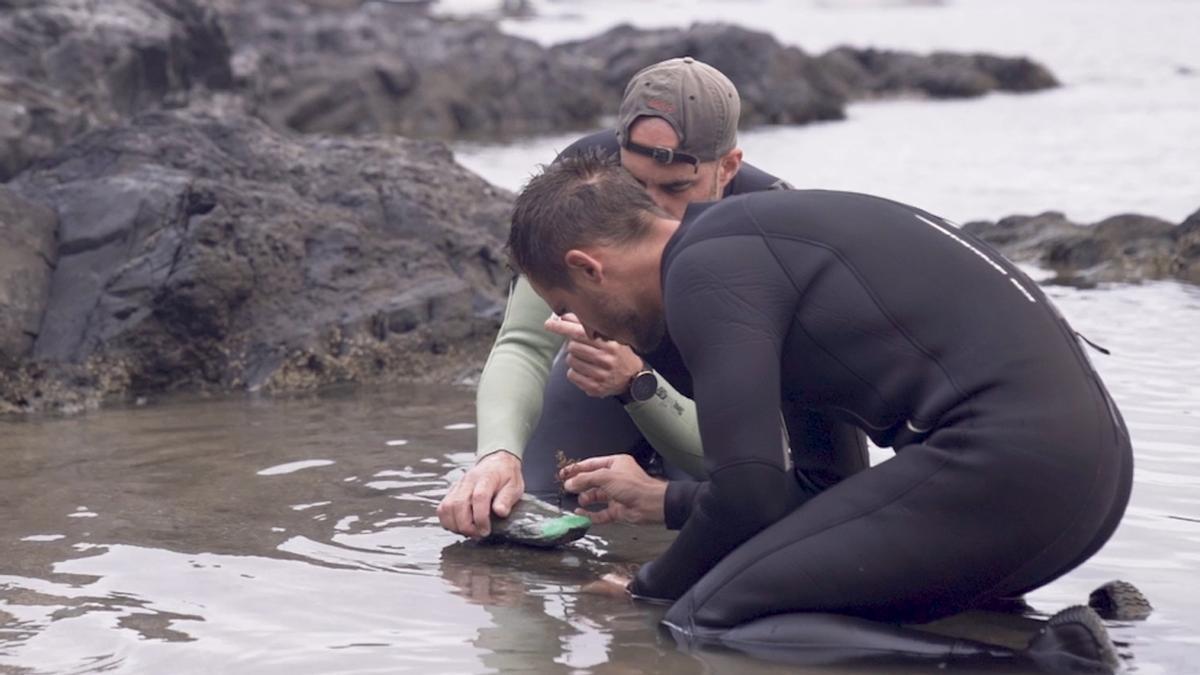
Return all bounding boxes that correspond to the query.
[544,315,588,341]
[442,481,478,536]
[563,467,615,495]
[577,486,607,508]
[470,481,495,537]
[492,478,523,518]
[566,340,615,366]
[437,490,457,532]
[559,455,617,480]
[578,505,618,525]
[565,356,606,382]
[565,367,604,397]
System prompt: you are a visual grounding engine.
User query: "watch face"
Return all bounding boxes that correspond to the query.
[629,370,658,402]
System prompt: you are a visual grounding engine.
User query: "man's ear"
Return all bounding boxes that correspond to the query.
[564,249,604,283]
[718,148,744,187]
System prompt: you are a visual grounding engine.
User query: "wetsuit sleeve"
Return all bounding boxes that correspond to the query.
[475,276,565,461]
[632,233,806,601]
[624,380,707,479]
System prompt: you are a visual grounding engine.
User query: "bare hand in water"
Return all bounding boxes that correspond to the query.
[437,450,523,538]
[560,454,666,525]
[544,313,644,398]
[581,573,633,598]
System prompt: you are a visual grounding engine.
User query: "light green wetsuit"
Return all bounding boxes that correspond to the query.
[474,276,707,479]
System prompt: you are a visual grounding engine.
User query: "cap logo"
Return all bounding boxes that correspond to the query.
[646,99,675,114]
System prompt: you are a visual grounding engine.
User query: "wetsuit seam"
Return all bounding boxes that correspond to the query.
[690,446,956,614]
[712,201,894,418]
[739,200,974,430]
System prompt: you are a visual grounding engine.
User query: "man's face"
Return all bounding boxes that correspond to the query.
[531,273,666,354]
[619,118,726,219]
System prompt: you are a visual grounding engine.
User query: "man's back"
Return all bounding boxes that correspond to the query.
[661,189,1116,448]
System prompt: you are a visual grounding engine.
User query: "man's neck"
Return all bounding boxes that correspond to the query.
[640,216,681,314]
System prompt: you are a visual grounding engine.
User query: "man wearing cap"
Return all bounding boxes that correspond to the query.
[437,57,868,538]
[505,152,1132,669]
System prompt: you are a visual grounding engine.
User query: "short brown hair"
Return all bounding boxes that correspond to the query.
[508,149,664,289]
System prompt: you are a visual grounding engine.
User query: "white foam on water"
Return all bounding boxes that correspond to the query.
[256,459,336,476]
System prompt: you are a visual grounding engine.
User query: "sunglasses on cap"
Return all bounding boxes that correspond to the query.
[622,141,700,173]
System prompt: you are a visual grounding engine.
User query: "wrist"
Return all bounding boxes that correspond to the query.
[477,449,521,466]
[641,477,668,523]
[615,361,658,405]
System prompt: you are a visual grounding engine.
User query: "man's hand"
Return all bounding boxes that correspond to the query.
[437,450,524,538]
[581,573,634,599]
[544,313,644,399]
[559,454,666,525]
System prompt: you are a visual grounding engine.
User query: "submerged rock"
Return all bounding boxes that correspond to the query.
[2,109,512,414]
[483,495,592,548]
[963,208,1200,287]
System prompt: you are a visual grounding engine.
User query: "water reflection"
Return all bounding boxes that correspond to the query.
[1,281,1198,673]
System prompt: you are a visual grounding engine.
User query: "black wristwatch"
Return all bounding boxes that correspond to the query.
[615,364,658,405]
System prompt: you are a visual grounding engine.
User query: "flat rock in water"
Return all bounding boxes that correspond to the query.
[483,495,591,548]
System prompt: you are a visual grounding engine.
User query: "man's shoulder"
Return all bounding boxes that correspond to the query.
[555,129,620,162]
[728,162,793,195]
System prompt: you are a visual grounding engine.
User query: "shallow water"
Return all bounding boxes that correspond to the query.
[451,0,1200,224]
[3,0,1199,672]
[1,279,1198,674]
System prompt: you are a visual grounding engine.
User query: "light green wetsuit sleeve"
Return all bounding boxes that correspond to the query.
[476,276,708,479]
[475,275,564,461]
[624,381,707,479]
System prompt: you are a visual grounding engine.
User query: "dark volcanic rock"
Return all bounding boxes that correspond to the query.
[216,0,605,139]
[1173,208,1200,285]
[553,23,1059,128]
[0,0,234,180]
[553,23,849,127]
[0,186,58,367]
[963,209,1199,288]
[3,109,512,414]
[818,47,1058,99]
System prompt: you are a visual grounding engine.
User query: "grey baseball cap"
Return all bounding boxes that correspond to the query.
[616,56,741,168]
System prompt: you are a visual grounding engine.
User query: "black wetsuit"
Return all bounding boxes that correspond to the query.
[522,130,867,495]
[631,190,1132,631]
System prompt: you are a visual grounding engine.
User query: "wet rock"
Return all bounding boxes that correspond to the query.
[215,0,604,139]
[817,47,1058,99]
[0,187,58,367]
[1174,208,1200,285]
[963,209,1199,287]
[553,23,849,126]
[0,0,234,180]
[483,495,592,548]
[553,23,1059,128]
[3,109,511,413]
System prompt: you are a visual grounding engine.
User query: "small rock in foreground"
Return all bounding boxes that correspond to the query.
[483,495,591,548]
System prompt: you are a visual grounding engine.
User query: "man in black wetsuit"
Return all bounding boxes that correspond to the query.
[506,152,1133,651]
[439,57,866,538]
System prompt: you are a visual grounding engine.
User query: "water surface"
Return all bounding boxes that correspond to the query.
[1,279,1198,674]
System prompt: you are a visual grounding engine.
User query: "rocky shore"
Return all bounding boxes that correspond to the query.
[964,210,1200,289]
[0,108,512,415]
[1,0,1192,414]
